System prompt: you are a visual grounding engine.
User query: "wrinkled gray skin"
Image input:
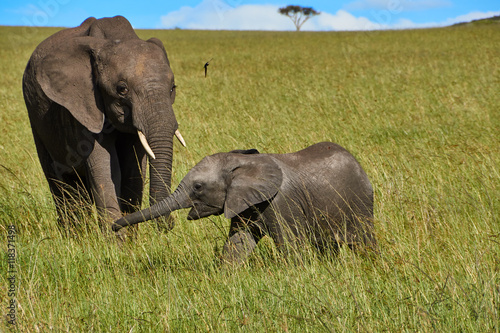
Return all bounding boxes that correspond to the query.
[113,142,376,263]
[23,16,183,231]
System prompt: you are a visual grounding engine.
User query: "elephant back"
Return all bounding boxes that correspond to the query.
[273,142,375,246]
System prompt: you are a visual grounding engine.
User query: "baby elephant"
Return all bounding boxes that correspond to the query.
[113,142,376,263]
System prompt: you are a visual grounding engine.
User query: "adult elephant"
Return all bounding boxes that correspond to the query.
[113,143,377,263]
[23,16,186,232]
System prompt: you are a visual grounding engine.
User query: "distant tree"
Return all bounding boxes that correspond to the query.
[278,5,320,31]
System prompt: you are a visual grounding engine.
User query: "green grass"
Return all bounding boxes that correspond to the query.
[1,24,499,331]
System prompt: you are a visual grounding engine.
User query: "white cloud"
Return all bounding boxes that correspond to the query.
[344,0,452,11]
[159,1,500,32]
[160,0,291,30]
[160,0,387,31]
[305,10,390,31]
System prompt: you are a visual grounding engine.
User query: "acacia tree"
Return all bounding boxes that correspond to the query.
[278,5,320,31]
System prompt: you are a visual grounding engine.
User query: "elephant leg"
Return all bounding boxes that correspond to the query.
[86,134,121,225]
[32,132,89,227]
[116,133,147,214]
[221,218,264,265]
[222,230,258,265]
[48,174,93,226]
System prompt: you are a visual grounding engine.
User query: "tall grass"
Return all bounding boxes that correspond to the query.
[1,24,498,331]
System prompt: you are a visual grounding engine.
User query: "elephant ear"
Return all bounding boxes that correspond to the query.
[224,155,283,219]
[147,37,171,66]
[37,37,107,134]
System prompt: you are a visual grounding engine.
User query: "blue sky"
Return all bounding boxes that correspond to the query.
[1,0,498,31]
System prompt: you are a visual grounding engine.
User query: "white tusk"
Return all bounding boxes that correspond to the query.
[175,129,186,147]
[137,130,156,160]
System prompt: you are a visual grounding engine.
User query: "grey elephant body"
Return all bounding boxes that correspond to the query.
[23,16,184,227]
[114,142,376,263]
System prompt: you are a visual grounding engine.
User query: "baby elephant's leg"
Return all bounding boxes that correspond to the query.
[222,230,258,265]
[221,218,264,265]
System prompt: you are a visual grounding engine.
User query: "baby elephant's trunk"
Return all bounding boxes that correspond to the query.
[112,193,182,231]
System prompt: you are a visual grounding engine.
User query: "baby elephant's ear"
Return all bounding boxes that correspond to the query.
[224,155,282,219]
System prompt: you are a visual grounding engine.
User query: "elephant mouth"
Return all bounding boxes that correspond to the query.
[187,203,223,220]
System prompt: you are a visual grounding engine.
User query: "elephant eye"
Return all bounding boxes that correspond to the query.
[170,84,176,104]
[116,82,129,96]
[194,183,202,191]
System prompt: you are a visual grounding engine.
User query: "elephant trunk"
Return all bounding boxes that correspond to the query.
[112,185,188,231]
[142,124,186,203]
[137,91,178,205]
[132,86,187,231]
[148,131,174,203]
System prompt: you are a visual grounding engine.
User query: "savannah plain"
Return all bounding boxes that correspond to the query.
[0,21,499,331]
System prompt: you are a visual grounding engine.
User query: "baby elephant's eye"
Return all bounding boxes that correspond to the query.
[194,183,202,191]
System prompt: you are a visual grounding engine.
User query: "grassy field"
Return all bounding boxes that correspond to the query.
[1,23,499,332]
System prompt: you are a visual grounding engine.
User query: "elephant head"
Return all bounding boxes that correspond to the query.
[112,149,283,231]
[33,16,185,206]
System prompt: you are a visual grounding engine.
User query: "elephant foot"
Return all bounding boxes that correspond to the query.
[220,231,257,266]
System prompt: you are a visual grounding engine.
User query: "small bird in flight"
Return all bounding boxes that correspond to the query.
[204,58,213,78]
